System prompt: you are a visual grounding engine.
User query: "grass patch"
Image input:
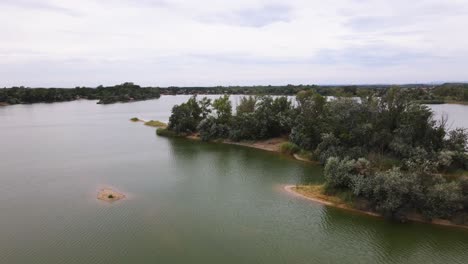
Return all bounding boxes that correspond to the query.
[130,117,140,122]
[280,142,300,155]
[156,128,186,138]
[144,120,167,127]
[294,185,350,205]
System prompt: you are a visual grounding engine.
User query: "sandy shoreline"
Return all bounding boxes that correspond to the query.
[223,137,286,152]
[284,185,468,230]
[184,134,317,163]
[159,129,468,230]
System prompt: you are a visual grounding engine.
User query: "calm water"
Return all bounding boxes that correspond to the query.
[0,97,467,264]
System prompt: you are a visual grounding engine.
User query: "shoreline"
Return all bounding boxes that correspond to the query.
[284,185,468,230]
[182,133,316,163]
[157,128,468,230]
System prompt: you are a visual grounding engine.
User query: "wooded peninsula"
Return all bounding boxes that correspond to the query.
[157,87,468,226]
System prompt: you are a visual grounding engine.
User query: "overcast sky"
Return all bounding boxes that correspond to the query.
[1,0,468,87]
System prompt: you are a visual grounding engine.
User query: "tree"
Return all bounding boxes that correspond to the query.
[212,95,232,124]
[236,96,256,114]
[168,96,203,133]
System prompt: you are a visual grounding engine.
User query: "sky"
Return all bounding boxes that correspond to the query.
[1,0,468,87]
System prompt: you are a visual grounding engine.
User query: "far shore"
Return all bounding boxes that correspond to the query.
[284,185,468,230]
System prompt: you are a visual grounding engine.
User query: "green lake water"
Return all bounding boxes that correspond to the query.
[0,96,467,263]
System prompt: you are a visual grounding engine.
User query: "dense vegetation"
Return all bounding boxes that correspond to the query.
[164,89,468,223]
[0,83,160,105]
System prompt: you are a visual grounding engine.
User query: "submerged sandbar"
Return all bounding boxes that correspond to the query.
[97,188,126,202]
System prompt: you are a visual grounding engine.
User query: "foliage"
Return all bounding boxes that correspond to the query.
[197,116,229,141]
[212,95,232,124]
[423,182,463,219]
[366,168,422,218]
[324,155,467,220]
[168,96,204,133]
[130,117,140,122]
[324,157,357,190]
[280,142,300,155]
[236,96,257,114]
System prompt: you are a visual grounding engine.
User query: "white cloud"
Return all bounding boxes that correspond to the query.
[0,0,467,86]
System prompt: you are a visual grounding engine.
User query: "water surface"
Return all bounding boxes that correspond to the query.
[0,97,467,263]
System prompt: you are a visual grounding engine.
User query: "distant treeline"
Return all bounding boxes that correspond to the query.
[1,82,467,105]
[0,82,160,105]
[160,84,420,96]
[159,83,468,103]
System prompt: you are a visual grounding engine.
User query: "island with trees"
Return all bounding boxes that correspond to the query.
[157,88,468,227]
[0,82,160,105]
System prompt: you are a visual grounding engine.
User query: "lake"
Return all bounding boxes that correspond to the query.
[0,96,467,263]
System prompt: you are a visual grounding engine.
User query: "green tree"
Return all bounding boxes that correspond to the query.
[212,95,232,124]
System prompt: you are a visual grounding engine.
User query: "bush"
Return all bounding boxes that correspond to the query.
[130,117,140,122]
[324,157,356,190]
[423,182,463,219]
[280,142,300,155]
[367,168,422,218]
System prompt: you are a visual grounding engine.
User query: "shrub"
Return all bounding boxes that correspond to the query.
[130,117,140,122]
[423,182,463,219]
[324,157,356,190]
[367,168,422,218]
[280,142,300,155]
